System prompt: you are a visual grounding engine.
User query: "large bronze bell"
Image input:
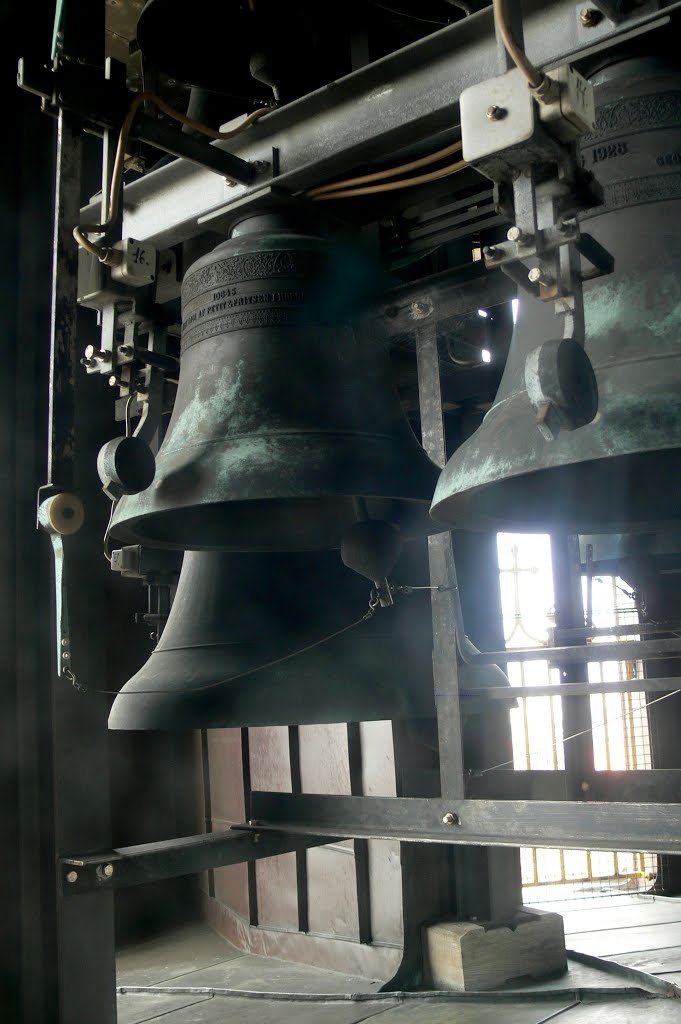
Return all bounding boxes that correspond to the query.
[108,543,513,730]
[110,213,440,551]
[108,547,437,730]
[431,56,681,534]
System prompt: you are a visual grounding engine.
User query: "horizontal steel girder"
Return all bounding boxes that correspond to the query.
[60,828,335,896]
[79,0,681,249]
[250,792,681,855]
[60,771,681,894]
[451,677,681,700]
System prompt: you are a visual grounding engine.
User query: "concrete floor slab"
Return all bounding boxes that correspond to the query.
[155,953,382,994]
[116,992,212,1024]
[609,950,681,975]
[564,996,681,1022]
[569,923,681,958]
[371,998,577,1023]
[561,904,681,936]
[117,923,243,987]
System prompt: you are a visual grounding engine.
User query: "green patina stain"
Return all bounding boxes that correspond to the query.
[585,269,681,347]
[163,360,246,452]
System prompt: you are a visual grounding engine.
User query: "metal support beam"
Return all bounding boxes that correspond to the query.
[461,678,681,700]
[60,829,335,896]
[46,111,117,1024]
[467,636,681,664]
[415,322,465,800]
[552,535,594,776]
[77,0,681,248]
[467,769,681,803]
[250,792,681,855]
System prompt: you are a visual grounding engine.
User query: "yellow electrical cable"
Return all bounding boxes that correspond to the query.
[306,137,463,198]
[493,0,543,90]
[74,92,271,262]
[311,156,468,200]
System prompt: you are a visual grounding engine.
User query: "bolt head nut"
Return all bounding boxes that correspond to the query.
[486,105,506,121]
[442,811,460,826]
[579,7,601,25]
[528,267,553,287]
[507,226,530,244]
[66,870,78,883]
[102,863,114,877]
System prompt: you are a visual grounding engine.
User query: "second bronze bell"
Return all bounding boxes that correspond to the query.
[108,546,437,730]
[110,212,440,552]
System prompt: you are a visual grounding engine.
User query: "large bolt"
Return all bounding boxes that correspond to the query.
[442,811,460,826]
[507,226,531,245]
[579,7,602,26]
[84,344,107,361]
[528,266,554,288]
[66,870,78,884]
[486,105,506,121]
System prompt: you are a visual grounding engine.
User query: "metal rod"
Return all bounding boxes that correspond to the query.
[551,621,681,642]
[448,677,681,700]
[585,543,594,629]
[470,636,681,664]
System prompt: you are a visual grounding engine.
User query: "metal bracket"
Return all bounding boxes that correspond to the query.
[17,57,258,185]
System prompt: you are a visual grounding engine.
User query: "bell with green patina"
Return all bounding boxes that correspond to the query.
[431,56,681,535]
[110,213,440,551]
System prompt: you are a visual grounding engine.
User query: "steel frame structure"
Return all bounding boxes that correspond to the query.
[34,0,681,1019]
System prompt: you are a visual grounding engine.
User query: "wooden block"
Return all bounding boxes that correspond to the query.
[423,907,567,991]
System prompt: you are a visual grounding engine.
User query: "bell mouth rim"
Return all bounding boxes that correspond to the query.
[111,493,444,552]
[431,448,681,535]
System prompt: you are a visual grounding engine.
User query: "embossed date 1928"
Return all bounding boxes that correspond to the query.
[584,141,629,165]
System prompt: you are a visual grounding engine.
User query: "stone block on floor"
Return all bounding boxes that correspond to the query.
[423,906,567,991]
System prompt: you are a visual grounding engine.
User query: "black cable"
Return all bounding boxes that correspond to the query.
[66,596,381,697]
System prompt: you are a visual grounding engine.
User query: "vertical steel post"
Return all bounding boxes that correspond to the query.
[45,111,117,1024]
[415,320,523,922]
[415,323,466,800]
[551,535,595,778]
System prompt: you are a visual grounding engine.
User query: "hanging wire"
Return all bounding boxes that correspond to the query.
[102,498,118,564]
[64,590,382,696]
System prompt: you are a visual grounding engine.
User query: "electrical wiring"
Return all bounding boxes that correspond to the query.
[311,156,467,200]
[305,137,462,197]
[493,0,543,90]
[73,92,271,262]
